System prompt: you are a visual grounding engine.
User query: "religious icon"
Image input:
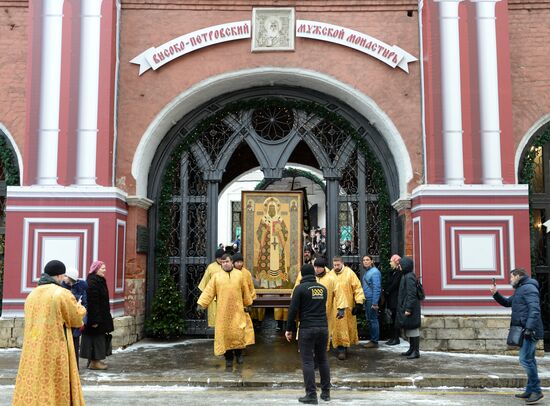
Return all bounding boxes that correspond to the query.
[251,8,295,52]
[241,191,303,290]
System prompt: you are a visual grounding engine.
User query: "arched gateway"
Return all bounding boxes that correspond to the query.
[147,87,401,334]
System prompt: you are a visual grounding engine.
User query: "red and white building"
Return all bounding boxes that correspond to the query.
[1,0,549,348]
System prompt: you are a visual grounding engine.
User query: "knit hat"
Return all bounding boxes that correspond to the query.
[89,260,104,274]
[390,254,401,265]
[65,267,79,282]
[232,253,243,262]
[314,257,327,269]
[301,264,315,277]
[400,257,414,272]
[44,260,66,276]
[215,248,226,259]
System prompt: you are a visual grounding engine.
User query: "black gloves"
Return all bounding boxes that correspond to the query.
[336,308,345,319]
[524,329,535,340]
[196,305,205,316]
[351,304,363,316]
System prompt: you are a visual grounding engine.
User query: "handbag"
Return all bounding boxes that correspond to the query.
[506,326,525,347]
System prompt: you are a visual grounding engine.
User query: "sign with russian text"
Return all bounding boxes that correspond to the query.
[131,21,251,75]
[296,20,417,73]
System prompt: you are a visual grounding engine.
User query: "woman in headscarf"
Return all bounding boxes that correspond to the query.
[80,260,114,370]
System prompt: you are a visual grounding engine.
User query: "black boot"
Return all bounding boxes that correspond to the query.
[235,349,244,364]
[298,394,318,404]
[401,339,414,356]
[320,390,330,401]
[224,351,234,369]
[337,346,346,360]
[389,327,400,345]
[407,337,420,359]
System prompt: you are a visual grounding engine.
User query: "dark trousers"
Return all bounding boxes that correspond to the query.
[73,336,80,368]
[298,327,331,397]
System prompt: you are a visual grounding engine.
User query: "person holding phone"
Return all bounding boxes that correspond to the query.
[491,269,544,405]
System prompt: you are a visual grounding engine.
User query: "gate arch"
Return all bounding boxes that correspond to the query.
[147,87,400,333]
[133,67,413,200]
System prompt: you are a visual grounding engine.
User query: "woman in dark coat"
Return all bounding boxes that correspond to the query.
[385,254,403,345]
[80,260,114,370]
[396,256,421,359]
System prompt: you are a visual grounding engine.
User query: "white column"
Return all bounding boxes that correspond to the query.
[435,0,464,185]
[74,0,103,186]
[36,0,65,185]
[472,0,502,185]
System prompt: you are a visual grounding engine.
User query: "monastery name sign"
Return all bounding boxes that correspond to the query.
[131,8,417,75]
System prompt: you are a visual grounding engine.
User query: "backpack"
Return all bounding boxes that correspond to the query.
[415,278,425,301]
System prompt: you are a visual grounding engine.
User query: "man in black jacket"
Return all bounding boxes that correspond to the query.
[491,268,544,405]
[286,264,335,404]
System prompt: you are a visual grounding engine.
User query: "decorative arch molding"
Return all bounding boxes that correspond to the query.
[132,67,413,202]
[515,113,550,183]
[0,123,22,186]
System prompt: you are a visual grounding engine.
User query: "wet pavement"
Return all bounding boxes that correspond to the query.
[1,326,550,389]
[0,386,545,406]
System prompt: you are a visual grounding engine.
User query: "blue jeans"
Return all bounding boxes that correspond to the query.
[519,336,541,394]
[365,300,379,343]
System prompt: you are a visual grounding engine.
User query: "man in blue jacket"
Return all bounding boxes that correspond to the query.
[491,268,544,405]
[361,255,381,348]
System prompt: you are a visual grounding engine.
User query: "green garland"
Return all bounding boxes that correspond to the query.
[151,98,392,335]
[255,167,326,191]
[0,135,20,186]
[519,127,550,272]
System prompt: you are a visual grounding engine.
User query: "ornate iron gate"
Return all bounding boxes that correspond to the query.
[0,133,20,317]
[147,89,398,335]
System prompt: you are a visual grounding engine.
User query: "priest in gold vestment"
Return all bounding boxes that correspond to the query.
[198,248,225,327]
[13,260,87,406]
[232,253,255,346]
[331,256,365,360]
[197,254,253,368]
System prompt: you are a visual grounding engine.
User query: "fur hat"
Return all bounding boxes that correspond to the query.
[44,260,66,276]
[65,267,79,282]
[301,264,315,277]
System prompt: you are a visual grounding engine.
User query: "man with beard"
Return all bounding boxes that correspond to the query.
[197,254,253,368]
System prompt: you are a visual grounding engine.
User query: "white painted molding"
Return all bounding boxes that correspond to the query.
[7,185,128,200]
[422,307,511,315]
[127,195,154,209]
[392,197,411,212]
[131,67,413,201]
[411,184,528,198]
[514,113,550,183]
[0,123,24,185]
